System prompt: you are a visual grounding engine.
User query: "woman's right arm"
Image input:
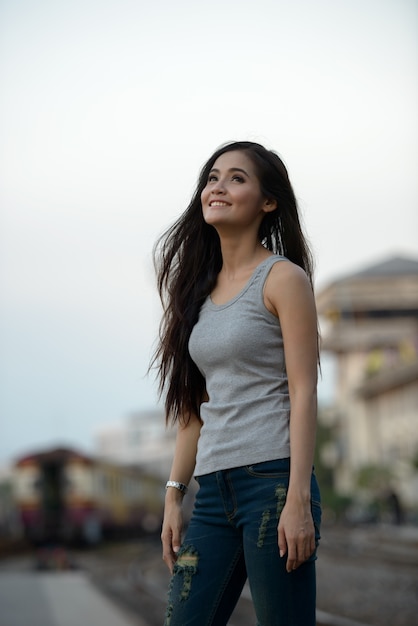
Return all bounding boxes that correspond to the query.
[161,414,202,573]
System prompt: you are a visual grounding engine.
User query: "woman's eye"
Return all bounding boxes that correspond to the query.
[208,174,218,182]
[232,175,244,183]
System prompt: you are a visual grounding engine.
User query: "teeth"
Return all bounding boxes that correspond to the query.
[210,202,228,207]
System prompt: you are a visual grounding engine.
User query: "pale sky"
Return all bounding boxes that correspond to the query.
[1,0,417,464]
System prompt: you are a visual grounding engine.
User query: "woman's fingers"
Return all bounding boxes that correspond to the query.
[161,506,183,573]
[278,519,315,572]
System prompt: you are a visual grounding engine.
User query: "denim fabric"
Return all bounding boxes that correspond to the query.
[164,458,321,626]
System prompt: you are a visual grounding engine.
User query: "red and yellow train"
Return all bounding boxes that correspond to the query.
[13,447,165,545]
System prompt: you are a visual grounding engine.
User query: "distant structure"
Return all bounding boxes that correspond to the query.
[95,409,175,479]
[317,255,418,513]
[0,465,21,540]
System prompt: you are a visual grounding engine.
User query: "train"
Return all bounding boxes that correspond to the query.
[12,447,166,545]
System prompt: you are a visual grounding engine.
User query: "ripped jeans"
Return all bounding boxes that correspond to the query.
[164,458,321,626]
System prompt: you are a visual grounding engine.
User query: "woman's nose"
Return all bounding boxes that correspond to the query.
[212,179,226,193]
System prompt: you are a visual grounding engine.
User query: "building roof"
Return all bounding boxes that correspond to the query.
[316,254,418,319]
[14,447,94,467]
[339,255,418,282]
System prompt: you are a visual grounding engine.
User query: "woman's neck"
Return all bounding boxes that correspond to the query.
[218,236,271,278]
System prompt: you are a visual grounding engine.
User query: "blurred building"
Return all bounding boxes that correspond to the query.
[95,409,176,479]
[317,255,418,511]
[0,465,21,539]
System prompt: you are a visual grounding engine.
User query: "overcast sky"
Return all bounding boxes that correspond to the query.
[1,0,417,464]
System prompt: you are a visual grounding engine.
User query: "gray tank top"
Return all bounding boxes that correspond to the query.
[189,255,291,476]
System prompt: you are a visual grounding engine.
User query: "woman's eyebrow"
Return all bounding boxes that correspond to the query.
[209,167,250,177]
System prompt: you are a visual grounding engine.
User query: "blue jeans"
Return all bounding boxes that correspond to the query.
[164,458,321,626]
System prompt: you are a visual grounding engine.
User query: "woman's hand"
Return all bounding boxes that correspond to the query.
[278,497,315,573]
[161,496,184,574]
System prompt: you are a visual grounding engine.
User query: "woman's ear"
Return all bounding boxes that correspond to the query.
[263,198,277,213]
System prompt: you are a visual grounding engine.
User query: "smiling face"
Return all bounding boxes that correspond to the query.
[200,150,276,231]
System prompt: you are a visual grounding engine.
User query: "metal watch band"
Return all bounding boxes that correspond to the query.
[165,480,188,494]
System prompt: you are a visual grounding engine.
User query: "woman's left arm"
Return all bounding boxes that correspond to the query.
[265,261,318,573]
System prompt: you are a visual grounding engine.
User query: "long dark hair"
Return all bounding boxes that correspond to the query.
[152,141,314,425]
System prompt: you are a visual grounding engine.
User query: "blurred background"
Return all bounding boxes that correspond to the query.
[0,1,417,625]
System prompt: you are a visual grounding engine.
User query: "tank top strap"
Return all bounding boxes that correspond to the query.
[252,255,287,301]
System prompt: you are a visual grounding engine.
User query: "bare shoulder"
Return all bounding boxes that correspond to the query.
[266,259,312,292]
[264,259,314,316]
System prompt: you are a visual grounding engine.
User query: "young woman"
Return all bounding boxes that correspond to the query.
[153,141,321,625]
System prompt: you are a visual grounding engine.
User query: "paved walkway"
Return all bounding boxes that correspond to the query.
[0,570,147,626]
